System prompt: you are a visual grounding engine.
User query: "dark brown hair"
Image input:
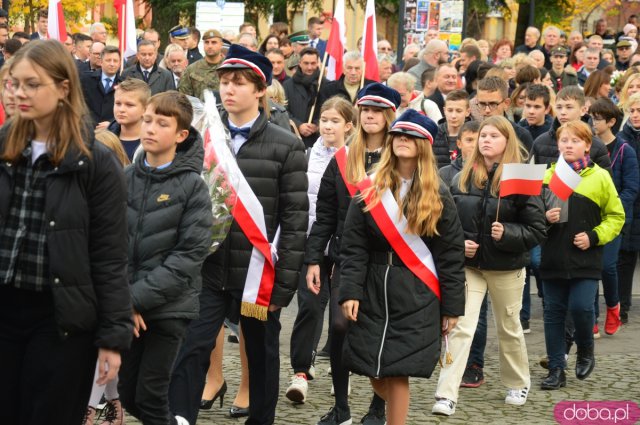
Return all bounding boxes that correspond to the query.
[147,91,193,131]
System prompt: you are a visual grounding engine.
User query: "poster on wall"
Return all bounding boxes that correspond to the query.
[428,2,440,30]
[416,0,430,31]
[402,0,462,49]
[405,0,417,30]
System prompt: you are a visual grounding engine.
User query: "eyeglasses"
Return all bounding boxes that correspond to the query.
[4,79,56,97]
[478,100,503,110]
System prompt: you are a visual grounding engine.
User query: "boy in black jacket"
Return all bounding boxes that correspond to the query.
[169,45,309,425]
[118,91,213,425]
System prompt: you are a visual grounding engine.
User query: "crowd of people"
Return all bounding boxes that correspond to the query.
[0,7,638,425]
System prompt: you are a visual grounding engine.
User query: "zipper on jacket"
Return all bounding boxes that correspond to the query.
[132,173,151,282]
[375,264,391,378]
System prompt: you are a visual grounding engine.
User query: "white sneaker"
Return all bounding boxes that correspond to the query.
[286,374,308,403]
[308,364,316,380]
[505,387,529,405]
[432,398,456,416]
[330,376,351,396]
[175,415,190,425]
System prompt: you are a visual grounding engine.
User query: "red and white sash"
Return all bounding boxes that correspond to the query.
[206,129,275,321]
[334,146,359,197]
[357,177,441,300]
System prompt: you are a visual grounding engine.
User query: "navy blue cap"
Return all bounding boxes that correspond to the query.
[389,109,438,144]
[356,83,401,111]
[218,44,273,85]
[169,25,190,39]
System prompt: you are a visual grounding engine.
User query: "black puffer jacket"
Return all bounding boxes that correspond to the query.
[201,110,308,307]
[438,156,464,187]
[614,122,640,251]
[305,149,382,265]
[125,128,213,320]
[0,125,132,350]
[450,167,547,270]
[433,120,457,169]
[531,117,611,169]
[339,187,466,378]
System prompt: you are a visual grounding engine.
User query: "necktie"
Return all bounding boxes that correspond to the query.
[104,78,112,92]
[143,70,150,82]
[229,126,251,139]
[556,77,562,91]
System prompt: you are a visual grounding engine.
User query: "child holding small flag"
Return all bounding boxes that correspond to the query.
[432,115,546,416]
[540,120,625,390]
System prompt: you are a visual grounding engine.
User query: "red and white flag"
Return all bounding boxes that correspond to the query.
[114,0,137,61]
[325,0,346,81]
[47,0,66,41]
[360,0,379,82]
[549,154,583,201]
[499,163,547,197]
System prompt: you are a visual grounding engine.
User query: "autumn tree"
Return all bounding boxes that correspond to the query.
[9,0,107,34]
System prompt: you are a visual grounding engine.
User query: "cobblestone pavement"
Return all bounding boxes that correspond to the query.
[124,292,640,425]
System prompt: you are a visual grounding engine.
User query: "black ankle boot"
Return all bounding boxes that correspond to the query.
[576,345,595,380]
[541,368,566,390]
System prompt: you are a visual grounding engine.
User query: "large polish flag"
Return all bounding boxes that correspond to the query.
[499,163,547,197]
[360,0,379,82]
[47,0,66,41]
[115,0,137,61]
[325,0,346,81]
[549,154,583,201]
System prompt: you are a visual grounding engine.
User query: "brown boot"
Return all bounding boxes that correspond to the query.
[99,399,125,425]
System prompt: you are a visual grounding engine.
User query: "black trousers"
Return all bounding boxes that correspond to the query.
[290,259,331,376]
[119,318,189,425]
[169,286,240,425]
[0,285,97,425]
[241,310,282,425]
[617,249,637,313]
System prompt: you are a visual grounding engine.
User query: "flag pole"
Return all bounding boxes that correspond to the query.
[360,61,366,89]
[495,196,501,223]
[307,51,329,125]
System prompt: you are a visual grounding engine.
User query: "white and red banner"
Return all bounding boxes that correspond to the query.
[47,0,66,41]
[360,0,380,82]
[499,163,547,197]
[358,177,441,299]
[325,0,346,81]
[114,0,137,61]
[549,154,582,201]
[334,146,358,197]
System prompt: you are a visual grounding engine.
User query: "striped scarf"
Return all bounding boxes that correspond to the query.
[568,154,591,173]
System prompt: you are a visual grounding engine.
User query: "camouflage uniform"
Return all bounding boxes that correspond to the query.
[178,59,221,100]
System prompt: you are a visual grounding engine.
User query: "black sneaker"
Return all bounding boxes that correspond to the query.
[460,364,485,388]
[317,406,352,425]
[620,310,629,324]
[361,405,385,425]
[521,319,531,334]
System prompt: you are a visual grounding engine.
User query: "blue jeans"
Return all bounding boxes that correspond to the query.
[466,294,487,368]
[595,236,622,320]
[522,245,542,321]
[543,279,598,370]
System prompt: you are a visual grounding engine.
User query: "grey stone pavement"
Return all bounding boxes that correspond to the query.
[126,287,640,425]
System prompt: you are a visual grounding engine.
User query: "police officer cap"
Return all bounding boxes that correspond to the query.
[218,44,273,85]
[355,83,401,112]
[169,25,190,39]
[289,30,310,45]
[389,109,438,144]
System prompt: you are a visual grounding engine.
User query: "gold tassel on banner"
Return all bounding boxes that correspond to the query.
[241,302,268,321]
[440,335,453,367]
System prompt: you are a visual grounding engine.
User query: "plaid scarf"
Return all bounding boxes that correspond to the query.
[568,154,591,173]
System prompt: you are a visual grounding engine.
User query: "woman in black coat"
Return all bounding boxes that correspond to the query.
[340,109,465,425]
[432,116,546,416]
[0,40,132,425]
[305,83,400,425]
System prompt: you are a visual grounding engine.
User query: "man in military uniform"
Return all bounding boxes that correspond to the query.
[169,25,191,51]
[286,31,310,76]
[178,29,224,100]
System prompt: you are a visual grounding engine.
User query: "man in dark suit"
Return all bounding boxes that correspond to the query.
[307,16,327,58]
[122,40,174,95]
[30,9,48,40]
[428,63,459,116]
[74,33,93,71]
[80,46,122,128]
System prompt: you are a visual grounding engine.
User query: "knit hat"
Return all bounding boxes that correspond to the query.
[389,109,438,144]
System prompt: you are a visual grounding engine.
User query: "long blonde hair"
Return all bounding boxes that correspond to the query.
[1,40,90,164]
[620,73,640,108]
[361,134,443,236]
[346,106,395,184]
[458,116,527,197]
